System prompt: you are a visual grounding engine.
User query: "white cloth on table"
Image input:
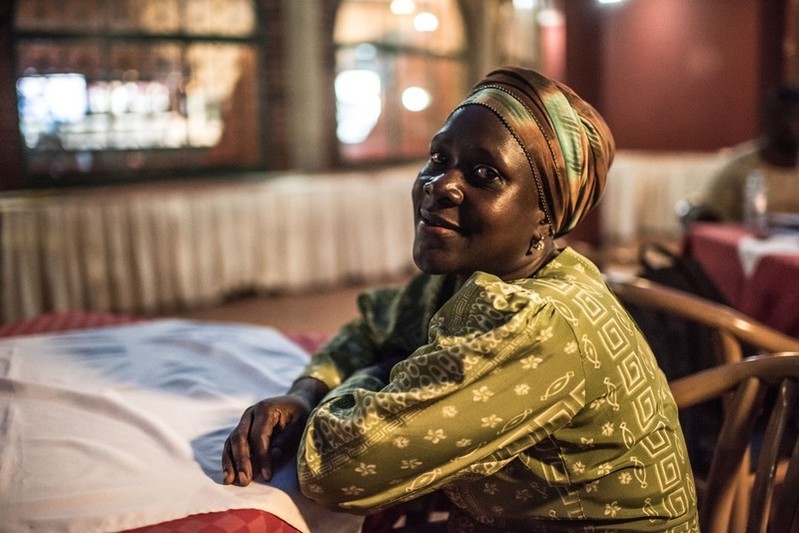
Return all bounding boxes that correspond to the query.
[600,150,731,242]
[0,320,364,533]
[0,164,419,323]
[738,232,799,276]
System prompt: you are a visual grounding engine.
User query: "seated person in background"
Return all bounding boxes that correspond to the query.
[223,66,698,531]
[681,87,799,224]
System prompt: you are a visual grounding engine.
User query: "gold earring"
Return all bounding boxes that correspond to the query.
[527,237,545,255]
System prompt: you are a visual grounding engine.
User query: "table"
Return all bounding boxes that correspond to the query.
[683,223,799,339]
[0,318,362,533]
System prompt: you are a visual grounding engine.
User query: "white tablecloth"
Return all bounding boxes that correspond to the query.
[0,319,364,533]
[738,231,799,276]
[0,152,734,323]
[1,165,419,322]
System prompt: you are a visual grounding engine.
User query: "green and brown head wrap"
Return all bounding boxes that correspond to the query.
[455,66,615,237]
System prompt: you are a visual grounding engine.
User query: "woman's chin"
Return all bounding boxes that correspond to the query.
[412,251,460,276]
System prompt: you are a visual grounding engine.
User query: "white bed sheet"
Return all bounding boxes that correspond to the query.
[0,320,363,533]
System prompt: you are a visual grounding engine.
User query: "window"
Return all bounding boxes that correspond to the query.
[497,0,565,80]
[13,0,262,184]
[334,0,467,164]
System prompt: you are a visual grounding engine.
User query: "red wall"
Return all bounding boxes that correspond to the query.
[566,0,785,152]
[604,0,759,150]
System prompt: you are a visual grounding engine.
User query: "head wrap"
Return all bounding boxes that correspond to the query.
[454,67,615,237]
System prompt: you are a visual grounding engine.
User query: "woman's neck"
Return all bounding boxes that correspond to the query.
[453,241,561,287]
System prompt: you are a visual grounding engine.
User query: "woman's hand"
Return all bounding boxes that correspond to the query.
[222,377,328,486]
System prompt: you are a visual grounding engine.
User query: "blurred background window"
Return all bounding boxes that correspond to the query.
[334,0,468,164]
[497,0,564,79]
[13,0,262,181]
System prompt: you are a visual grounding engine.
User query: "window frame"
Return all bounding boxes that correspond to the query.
[11,0,267,187]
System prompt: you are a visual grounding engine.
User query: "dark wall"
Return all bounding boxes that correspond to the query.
[0,1,24,190]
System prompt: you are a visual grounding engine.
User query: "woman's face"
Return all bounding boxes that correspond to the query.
[412,105,545,281]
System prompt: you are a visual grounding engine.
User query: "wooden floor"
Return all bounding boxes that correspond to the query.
[171,277,407,335]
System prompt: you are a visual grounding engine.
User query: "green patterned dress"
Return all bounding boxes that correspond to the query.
[297,248,698,532]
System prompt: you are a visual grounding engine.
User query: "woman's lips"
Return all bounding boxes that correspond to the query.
[418,211,461,235]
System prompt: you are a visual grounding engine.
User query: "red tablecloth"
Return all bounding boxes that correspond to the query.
[683,223,799,339]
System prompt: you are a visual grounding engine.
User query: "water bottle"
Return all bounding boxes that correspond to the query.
[743,169,769,238]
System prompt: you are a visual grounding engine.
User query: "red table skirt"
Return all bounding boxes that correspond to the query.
[683,223,799,339]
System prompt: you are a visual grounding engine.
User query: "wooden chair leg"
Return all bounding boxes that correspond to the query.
[731,453,752,533]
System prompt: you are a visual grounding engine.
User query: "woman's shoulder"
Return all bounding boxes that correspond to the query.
[451,248,607,309]
[521,247,606,293]
[353,272,459,335]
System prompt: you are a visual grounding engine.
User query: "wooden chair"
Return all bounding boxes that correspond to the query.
[369,275,799,531]
[607,273,799,531]
[670,354,799,532]
[605,272,799,365]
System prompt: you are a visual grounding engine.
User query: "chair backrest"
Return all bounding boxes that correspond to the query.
[606,273,799,531]
[670,354,799,533]
[605,272,799,364]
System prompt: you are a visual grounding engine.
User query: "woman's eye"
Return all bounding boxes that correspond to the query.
[474,165,501,183]
[430,152,447,165]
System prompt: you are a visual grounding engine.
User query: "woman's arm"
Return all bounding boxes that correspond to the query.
[297,282,585,513]
[223,275,438,486]
[299,277,435,390]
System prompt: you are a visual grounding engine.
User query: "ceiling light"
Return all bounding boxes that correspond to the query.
[413,12,439,32]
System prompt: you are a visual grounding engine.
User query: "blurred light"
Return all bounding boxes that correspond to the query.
[335,69,382,144]
[536,8,564,26]
[18,73,88,124]
[512,0,537,10]
[598,0,625,4]
[413,12,439,32]
[390,0,415,15]
[75,151,93,172]
[401,86,431,112]
[110,81,129,115]
[88,82,111,113]
[50,75,88,122]
[354,43,378,61]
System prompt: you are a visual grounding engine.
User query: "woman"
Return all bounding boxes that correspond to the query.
[223,67,697,531]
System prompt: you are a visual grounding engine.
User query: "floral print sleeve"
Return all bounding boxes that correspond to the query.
[297,274,585,511]
[297,248,698,531]
[298,274,446,389]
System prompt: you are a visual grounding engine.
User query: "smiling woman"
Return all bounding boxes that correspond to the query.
[222,67,698,532]
[412,104,544,280]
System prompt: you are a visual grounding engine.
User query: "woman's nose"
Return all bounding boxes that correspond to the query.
[422,171,464,205]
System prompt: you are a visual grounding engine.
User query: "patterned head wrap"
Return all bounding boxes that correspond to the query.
[455,67,615,237]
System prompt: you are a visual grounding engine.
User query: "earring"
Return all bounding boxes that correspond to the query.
[527,237,545,255]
